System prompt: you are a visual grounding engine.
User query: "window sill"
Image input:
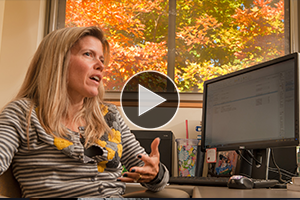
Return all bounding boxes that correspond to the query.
[105,92,203,108]
[107,100,202,108]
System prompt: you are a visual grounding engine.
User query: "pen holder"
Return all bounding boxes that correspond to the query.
[176,138,198,177]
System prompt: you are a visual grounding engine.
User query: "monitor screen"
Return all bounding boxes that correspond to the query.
[201,53,300,152]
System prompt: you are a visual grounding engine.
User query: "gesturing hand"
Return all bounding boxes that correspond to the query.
[118,137,160,183]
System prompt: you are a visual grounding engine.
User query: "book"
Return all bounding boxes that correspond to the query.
[292,177,300,185]
[287,183,300,192]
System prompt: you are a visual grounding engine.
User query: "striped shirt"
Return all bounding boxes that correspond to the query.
[0,99,169,198]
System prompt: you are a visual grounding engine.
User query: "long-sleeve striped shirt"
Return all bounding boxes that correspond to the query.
[0,99,169,198]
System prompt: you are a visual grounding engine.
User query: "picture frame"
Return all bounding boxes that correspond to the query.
[214,150,238,176]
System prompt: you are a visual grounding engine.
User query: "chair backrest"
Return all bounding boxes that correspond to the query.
[0,166,22,198]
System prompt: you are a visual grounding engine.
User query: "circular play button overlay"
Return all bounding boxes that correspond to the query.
[121,70,179,129]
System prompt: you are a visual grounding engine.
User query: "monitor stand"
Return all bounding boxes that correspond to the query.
[265,148,271,180]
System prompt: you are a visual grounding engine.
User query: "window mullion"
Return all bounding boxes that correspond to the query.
[167,0,176,92]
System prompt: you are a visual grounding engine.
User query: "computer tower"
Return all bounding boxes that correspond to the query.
[131,130,174,177]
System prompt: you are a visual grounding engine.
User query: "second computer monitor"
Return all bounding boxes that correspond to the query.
[201,53,300,179]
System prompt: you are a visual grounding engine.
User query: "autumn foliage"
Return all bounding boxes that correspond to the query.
[65,0,285,92]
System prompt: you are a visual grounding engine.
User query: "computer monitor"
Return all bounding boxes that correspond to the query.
[201,53,300,179]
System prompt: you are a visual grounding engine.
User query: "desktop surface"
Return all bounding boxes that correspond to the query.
[193,186,299,198]
[125,183,300,198]
[169,176,280,188]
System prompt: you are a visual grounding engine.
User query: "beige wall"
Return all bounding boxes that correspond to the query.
[0,1,5,53]
[0,0,46,109]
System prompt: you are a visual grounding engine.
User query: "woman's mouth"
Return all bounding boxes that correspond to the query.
[90,75,100,82]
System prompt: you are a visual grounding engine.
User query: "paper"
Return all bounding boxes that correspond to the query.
[206,148,217,163]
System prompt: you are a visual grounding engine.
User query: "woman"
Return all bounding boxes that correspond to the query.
[0,26,169,198]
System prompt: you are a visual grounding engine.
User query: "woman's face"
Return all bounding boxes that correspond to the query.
[67,35,105,103]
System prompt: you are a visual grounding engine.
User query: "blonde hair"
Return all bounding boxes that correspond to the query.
[16,26,111,147]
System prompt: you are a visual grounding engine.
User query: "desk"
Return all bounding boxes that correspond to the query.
[125,183,300,198]
[192,186,300,198]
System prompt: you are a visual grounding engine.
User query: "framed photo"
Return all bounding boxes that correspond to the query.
[214,151,238,176]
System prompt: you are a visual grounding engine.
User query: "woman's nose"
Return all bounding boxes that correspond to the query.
[94,60,104,71]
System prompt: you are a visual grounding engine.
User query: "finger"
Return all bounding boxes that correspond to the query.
[117,174,151,183]
[122,170,155,183]
[128,163,160,182]
[135,154,159,170]
[129,165,153,175]
[130,162,159,179]
[117,177,138,183]
[121,172,141,181]
[150,137,160,157]
[129,164,152,175]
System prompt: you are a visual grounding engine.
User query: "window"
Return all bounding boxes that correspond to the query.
[48,0,295,104]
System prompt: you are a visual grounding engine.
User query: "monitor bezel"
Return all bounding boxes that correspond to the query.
[201,52,300,152]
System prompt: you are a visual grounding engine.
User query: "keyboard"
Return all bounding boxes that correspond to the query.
[169,176,280,188]
[169,176,229,186]
[253,179,279,188]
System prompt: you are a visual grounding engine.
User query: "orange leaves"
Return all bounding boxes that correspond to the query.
[177,14,222,47]
[230,0,284,61]
[102,41,167,90]
[66,0,147,40]
[66,0,286,93]
[66,0,168,91]
[233,0,284,32]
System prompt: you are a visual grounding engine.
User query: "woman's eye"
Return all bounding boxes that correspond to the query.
[84,52,92,57]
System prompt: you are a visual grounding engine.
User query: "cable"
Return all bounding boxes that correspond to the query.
[234,150,253,178]
[268,168,292,183]
[235,150,252,166]
[246,149,262,166]
[268,148,297,182]
[270,149,286,183]
[269,166,297,177]
[237,148,297,183]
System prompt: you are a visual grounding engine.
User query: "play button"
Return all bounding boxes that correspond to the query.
[121,71,179,129]
[139,84,166,116]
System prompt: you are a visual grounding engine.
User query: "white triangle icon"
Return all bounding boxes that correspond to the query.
[138,84,166,116]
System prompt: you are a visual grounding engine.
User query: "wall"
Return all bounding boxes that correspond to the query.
[0,0,201,176]
[0,0,46,108]
[0,1,5,53]
[120,106,202,139]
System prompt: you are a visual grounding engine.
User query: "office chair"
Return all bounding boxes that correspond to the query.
[0,166,190,198]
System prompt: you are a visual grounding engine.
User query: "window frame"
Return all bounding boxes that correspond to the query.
[46,0,299,108]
